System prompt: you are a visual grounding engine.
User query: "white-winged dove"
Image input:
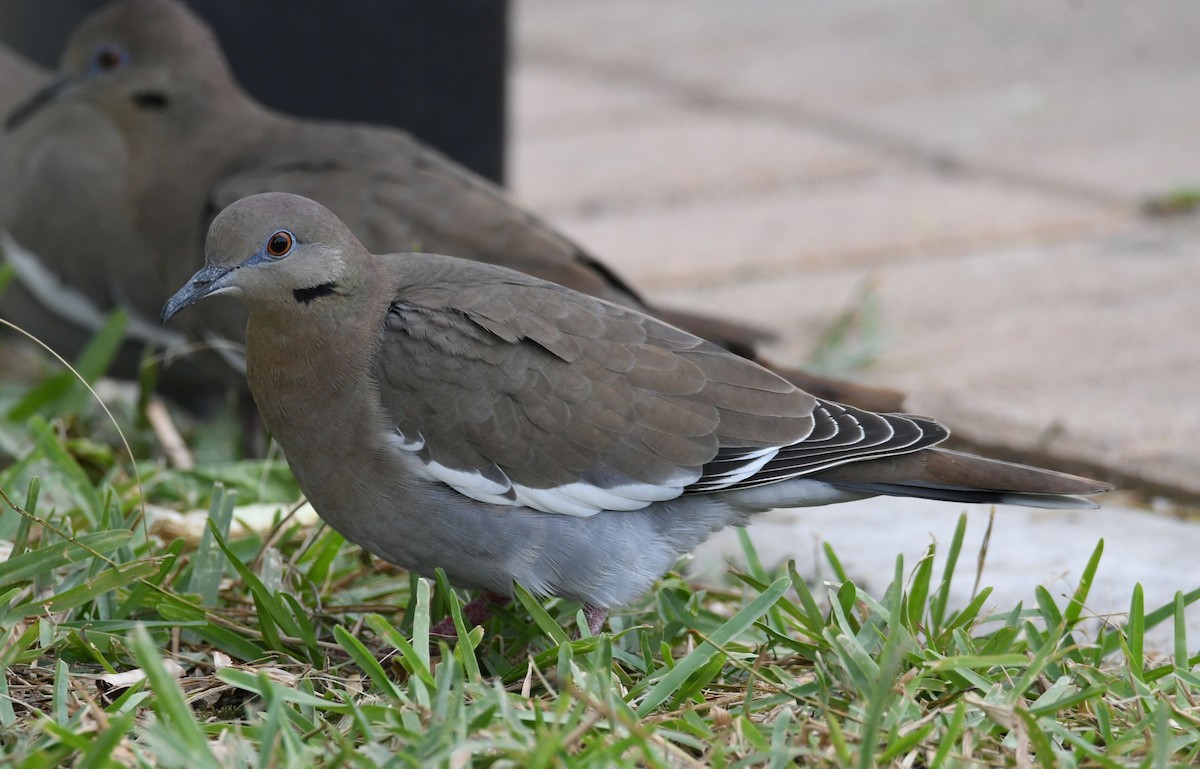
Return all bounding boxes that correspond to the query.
[162,193,1111,634]
[0,43,228,398]
[1,0,903,413]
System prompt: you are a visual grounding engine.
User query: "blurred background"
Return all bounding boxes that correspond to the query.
[506,0,1200,636]
[0,0,509,182]
[1,0,1198,642]
[510,0,1199,500]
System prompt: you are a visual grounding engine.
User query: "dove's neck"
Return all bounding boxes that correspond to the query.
[243,262,407,521]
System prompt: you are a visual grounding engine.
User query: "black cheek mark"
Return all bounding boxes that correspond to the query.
[132,91,169,110]
[293,282,339,304]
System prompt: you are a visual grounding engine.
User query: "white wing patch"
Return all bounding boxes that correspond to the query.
[385,428,691,517]
[513,479,685,517]
[387,427,426,451]
[687,446,778,493]
[419,460,516,507]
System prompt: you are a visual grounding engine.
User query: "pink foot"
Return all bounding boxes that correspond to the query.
[430,592,510,637]
[583,604,608,636]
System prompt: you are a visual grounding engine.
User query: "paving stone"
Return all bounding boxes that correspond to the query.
[690,497,1200,652]
[543,169,1126,291]
[652,227,1200,497]
[510,63,674,141]
[518,0,1200,202]
[512,104,883,217]
[512,0,1199,501]
[868,230,1200,495]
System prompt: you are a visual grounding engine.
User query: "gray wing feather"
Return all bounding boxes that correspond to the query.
[373,255,816,502]
[370,254,957,515]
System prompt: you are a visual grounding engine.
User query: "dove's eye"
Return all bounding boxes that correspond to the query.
[89,44,130,74]
[265,230,294,258]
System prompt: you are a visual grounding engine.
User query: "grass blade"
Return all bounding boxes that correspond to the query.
[635,576,789,716]
[15,561,160,618]
[130,625,221,769]
[1128,583,1145,682]
[512,582,571,645]
[1174,591,1188,672]
[332,624,403,701]
[187,486,236,606]
[1063,539,1103,628]
[0,531,132,591]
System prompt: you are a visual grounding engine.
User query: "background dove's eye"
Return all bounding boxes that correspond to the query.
[265,230,294,258]
[88,43,130,74]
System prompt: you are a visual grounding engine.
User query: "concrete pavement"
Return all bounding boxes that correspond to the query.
[511,0,1199,500]
[511,0,1200,646]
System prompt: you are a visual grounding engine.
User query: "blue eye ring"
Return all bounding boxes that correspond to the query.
[265,230,294,258]
[88,43,130,74]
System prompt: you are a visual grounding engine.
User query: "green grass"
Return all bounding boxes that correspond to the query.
[1,324,1199,767]
[804,277,888,376]
[1142,185,1200,217]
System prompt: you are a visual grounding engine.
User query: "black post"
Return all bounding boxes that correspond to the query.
[0,0,509,185]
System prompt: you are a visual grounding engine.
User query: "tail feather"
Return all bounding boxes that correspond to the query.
[812,448,1112,510]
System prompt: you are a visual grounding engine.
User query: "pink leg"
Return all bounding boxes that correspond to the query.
[429,591,510,637]
[583,604,608,636]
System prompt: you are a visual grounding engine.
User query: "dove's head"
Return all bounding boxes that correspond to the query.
[162,193,368,323]
[7,0,239,131]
